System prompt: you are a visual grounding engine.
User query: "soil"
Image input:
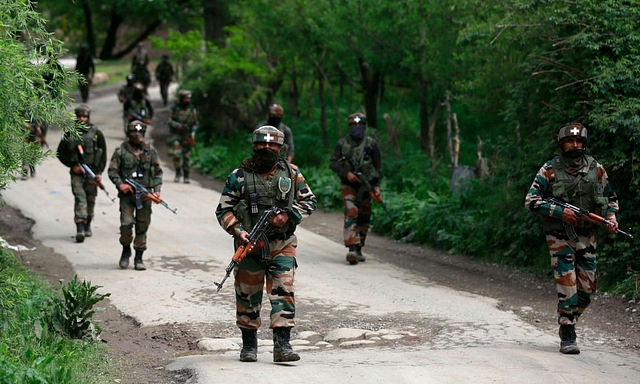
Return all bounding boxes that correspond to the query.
[2,83,639,383]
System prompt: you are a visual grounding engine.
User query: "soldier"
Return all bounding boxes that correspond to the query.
[117,74,136,104]
[21,121,43,180]
[215,126,316,363]
[56,104,107,243]
[123,82,153,133]
[131,42,149,73]
[329,112,382,265]
[75,44,95,103]
[155,54,175,106]
[257,104,295,162]
[525,122,620,354]
[108,120,163,271]
[168,90,198,183]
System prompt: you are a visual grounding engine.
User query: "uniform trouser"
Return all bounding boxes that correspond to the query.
[340,184,372,247]
[71,173,97,223]
[546,229,598,325]
[234,236,298,330]
[79,83,90,102]
[159,81,170,103]
[171,138,192,175]
[118,194,152,251]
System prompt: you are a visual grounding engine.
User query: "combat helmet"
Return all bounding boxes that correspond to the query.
[556,122,588,148]
[127,120,147,135]
[74,104,91,118]
[178,90,192,99]
[347,112,367,126]
[253,125,284,145]
[268,104,284,117]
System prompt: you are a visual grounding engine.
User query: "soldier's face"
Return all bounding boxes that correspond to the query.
[77,115,89,124]
[561,137,585,151]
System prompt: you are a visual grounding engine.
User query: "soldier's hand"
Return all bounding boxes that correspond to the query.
[119,183,134,194]
[269,212,289,228]
[71,164,84,175]
[561,208,579,226]
[373,186,381,196]
[239,230,249,244]
[346,171,360,183]
[606,217,619,234]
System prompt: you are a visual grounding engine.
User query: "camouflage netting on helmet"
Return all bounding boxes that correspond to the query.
[253,125,284,145]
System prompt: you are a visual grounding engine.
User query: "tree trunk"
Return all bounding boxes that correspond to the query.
[383,113,402,160]
[358,57,380,129]
[312,58,342,141]
[98,10,123,60]
[419,76,430,154]
[287,59,300,118]
[202,0,229,47]
[80,0,96,57]
[318,69,329,149]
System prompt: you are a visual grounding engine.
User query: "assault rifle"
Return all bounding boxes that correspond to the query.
[544,197,633,239]
[128,109,151,124]
[214,206,285,292]
[344,157,393,219]
[124,178,177,215]
[80,164,115,203]
[76,145,114,203]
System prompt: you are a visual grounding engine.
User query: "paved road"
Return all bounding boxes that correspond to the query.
[3,87,640,384]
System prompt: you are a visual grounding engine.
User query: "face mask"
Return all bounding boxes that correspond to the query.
[562,148,586,160]
[252,147,280,171]
[267,117,281,127]
[128,132,145,146]
[349,125,366,142]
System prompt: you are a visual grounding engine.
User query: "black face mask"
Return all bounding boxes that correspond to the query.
[267,117,281,127]
[252,147,280,172]
[349,125,366,143]
[562,148,587,160]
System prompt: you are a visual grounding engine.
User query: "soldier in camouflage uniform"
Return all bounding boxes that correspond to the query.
[154,54,174,106]
[123,82,153,134]
[118,74,136,132]
[216,126,316,363]
[256,104,295,162]
[168,90,198,183]
[108,120,163,271]
[329,112,382,265]
[525,122,619,355]
[56,104,107,243]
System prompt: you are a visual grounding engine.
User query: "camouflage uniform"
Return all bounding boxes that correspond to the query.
[216,126,316,363]
[75,45,95,103]
[329,113,382,264]
[22,121,42,179]
[124,83,153,132]
[168,91,198,183]
[56,107,107,242]
[108,121,163,269]
[525,122,619,354]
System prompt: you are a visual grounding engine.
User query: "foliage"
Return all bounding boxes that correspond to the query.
[0,0,76,191]
[0,248,116,383]
[50,276,110,341]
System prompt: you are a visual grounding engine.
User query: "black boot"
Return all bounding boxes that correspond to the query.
[355,245,366,262]
[134,250,146,271]
[75,222,85,243]
[240,328,258,362]
[183,170,190,184]
[84,217,92,237]
[273,327,299,362]
[346,245,359,265]
[559,324,580,354]
[174,168,182,183]
[119,245,131,269]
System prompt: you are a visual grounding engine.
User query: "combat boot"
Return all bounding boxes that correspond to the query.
[75,222,85,243]
[134,249,146,271]
[183,170,190,184]
[559,324,580,354]
[273,327,300,362]
[119,245,131,269]
[355,245,366,262]
[346,245,359,265]
[84,217,92,237]
[239,328,258,362]
[174,169,182,183]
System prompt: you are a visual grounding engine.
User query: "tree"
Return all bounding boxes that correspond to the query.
[0,0,75,191]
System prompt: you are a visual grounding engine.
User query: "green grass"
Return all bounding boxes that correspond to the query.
[0,247,124,383]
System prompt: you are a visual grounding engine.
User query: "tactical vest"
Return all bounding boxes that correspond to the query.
[81,125,103,170]
[117,142,156,188]
[128,98,150,119]
[544,155,609,230]
[170,105,197,138]
[233,160,296,238]
[339,136,379,181]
